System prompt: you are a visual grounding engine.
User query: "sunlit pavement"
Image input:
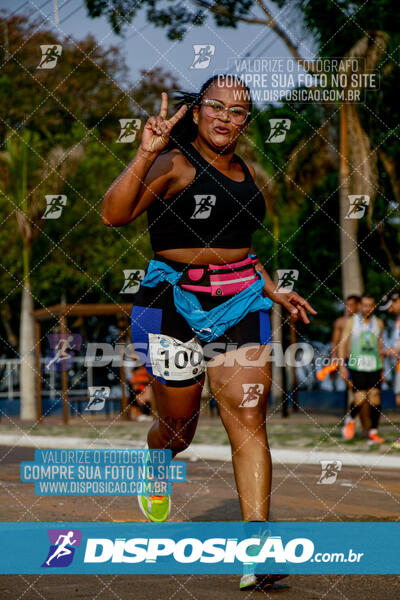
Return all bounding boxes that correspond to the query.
[0,446,399,598]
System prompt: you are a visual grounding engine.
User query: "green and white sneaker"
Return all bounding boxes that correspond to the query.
[137,447,171,522]
[240,573,257,590]
[138,493,171,522]
[239,526,288,590]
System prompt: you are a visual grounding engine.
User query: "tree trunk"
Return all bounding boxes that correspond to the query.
[338,32,387,298]
[19,280,36,420]
[379,150,400,207]
[339,103,363,298]
[17,131,36,420]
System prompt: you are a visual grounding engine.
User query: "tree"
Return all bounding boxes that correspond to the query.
[0,130,84,419]
[0,11,180,418]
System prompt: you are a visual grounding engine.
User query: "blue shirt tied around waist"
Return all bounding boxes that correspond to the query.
[140,256,274,342]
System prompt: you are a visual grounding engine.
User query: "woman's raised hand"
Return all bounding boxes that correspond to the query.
[140,92,187,155]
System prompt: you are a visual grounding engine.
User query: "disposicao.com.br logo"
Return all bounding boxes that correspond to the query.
[82,535,361,565]
[31,524,371,574]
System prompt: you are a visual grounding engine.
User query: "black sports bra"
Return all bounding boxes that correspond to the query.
[147,141,266,251]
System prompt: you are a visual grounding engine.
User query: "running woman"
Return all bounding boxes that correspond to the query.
[102,74,316,590]
[380,289,400,447]
[339,294,385,443]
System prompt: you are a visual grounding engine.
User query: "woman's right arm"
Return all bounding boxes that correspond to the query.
[101,92,187,226]
[101,148,172,226]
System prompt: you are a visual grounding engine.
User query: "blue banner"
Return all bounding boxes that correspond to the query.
[0,522,398,574]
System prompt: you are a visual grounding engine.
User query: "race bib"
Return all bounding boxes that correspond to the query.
[357,355,377,371]
[148,334,205,382]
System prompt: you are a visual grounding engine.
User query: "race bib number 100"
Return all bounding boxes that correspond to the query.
[148,334,205,381]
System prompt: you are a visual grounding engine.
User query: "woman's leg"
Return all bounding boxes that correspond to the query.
[147,377,204,457]
[207,345,272,521]
[137,375,204,522]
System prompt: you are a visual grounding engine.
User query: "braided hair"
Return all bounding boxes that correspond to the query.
[163,73,253,152]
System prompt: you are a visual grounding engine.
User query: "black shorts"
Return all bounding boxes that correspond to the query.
[348,369,382,392]
[130,256,272,387]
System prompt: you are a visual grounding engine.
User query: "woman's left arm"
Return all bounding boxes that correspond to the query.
[250,250,317,325]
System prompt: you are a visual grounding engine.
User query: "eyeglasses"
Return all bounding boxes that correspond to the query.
[201,99,249,125]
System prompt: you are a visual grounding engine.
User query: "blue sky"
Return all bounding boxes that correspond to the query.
[1,0,315,93]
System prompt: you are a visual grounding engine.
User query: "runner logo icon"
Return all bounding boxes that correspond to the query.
[190,45,215,69]
[42,195,67,219]
[191,195,216,219]
[37,45,62,69]
[345,195,370,219]
[266,118,291,143]
[117,119,142,143]
[275,269,299,293]
[45,334,82,372]
[120,269,145,294]
[42,529,82,568]
[317,460,342,485]
[86,386,110,411]
[239,383,264,408]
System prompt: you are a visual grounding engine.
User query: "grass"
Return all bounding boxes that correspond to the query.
[1,413,400,453]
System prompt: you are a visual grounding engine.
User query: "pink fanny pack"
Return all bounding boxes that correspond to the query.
[179,255,259,296]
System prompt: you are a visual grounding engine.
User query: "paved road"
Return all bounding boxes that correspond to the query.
[0,446,399,599]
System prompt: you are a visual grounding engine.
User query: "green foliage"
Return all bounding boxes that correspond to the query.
[0,16,133,144]
[0,13,178,353]
[32,135,153,307]
[251,103,341,342]
[274,0,400,56]
[85,0,207,39]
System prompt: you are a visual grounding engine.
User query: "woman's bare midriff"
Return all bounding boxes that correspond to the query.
[157,247,250,265]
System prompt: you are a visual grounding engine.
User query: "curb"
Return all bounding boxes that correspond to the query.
[0,434,399,469]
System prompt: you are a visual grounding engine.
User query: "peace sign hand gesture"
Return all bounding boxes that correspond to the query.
[141,92,187,155]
